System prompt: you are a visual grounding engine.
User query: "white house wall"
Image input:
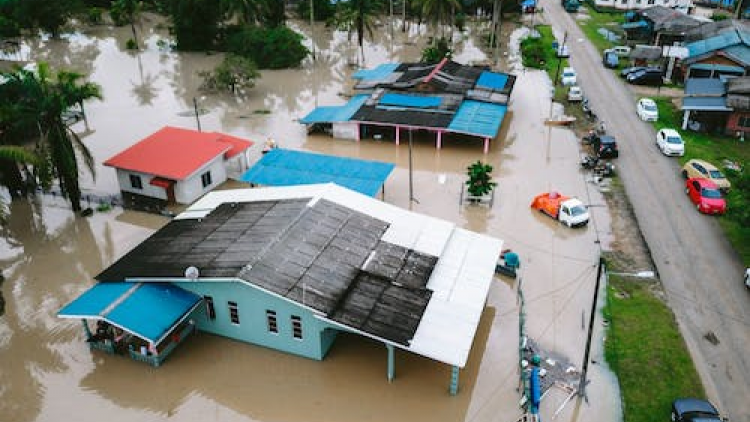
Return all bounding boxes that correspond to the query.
[174,157,228,204]
[332,122,359,140]
[115,169,168,200]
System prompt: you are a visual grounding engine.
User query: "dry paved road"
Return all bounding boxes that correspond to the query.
[539,2,750,420]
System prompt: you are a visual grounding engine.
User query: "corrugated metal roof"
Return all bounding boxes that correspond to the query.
[379,93,442,108]
[352,63,400,81]
[239,148,394,197]
[688,30,744,57]
[448,100,508,138]
[681,96,732,110]
[684,77,727,96]
[58,282,202,344]
[475,71,509,90]
[300,94,369,124]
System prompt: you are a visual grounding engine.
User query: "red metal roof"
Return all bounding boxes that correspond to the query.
[104,126,254,180]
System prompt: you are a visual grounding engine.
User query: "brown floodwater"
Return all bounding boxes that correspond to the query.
[1,13,620,422]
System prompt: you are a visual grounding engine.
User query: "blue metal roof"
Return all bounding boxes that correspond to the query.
[448,100,508,138]
[58,282,133,317]
[239,148,395,197]
[682,96,732,111]
[352,63,400,81]
[300,94,369,124]
[379,93,442,108]
[687,31,747,57]
[684,78,727,96]
[58,282,202,344]
[622,20,649,30]
[475,71,509,90]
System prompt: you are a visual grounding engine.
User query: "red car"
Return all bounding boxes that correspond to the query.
[686,178,726,215]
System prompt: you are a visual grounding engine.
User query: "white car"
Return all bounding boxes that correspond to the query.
[561,67,577,86]
[745,268,749,288]
[636,98,658,121]
[568,85,583,102]
[612,45,631,57]
[557,44,570,58]
[656,128,685,156]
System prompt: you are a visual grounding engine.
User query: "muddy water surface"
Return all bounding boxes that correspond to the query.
[1,14,620,422]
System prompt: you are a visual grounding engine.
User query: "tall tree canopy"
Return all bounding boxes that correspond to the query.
[0,63,102,211]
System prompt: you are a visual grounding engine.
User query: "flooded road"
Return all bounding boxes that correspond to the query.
[1,13,620,422]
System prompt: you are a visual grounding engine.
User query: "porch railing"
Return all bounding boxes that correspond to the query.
[128,321,196,367]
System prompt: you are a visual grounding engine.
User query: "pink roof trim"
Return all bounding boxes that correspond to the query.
[423,57,448,84]
[104,126,254,180]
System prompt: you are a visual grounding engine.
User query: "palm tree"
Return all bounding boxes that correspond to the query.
[0,63,102,212]
[414,0,461,42]
[221,0,265,24]
[335,0,385,67]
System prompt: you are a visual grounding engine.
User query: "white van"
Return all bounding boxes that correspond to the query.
[613,45,631,57]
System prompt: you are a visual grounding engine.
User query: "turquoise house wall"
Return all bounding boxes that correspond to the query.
[173,280,339,360]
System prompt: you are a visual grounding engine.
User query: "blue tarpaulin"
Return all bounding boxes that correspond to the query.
[58,282,202,344]
[352,63,400,81]
[448,100,508,138]
[300,94,369,124]
[475,71,509,91]
[379,93,442,108]
[240,148,395,197]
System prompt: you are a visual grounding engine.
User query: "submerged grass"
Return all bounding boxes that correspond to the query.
[520,25,569,101]
[603,271,705,422]
[577,6,626,53]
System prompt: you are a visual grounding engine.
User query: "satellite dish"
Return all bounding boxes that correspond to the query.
[184,266,200,280]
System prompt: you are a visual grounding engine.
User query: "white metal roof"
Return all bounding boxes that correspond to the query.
[180,183,502,367]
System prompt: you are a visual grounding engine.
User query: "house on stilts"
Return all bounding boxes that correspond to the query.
[300,59,516,153]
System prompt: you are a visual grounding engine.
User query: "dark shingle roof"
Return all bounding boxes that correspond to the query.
[96,198,437,346]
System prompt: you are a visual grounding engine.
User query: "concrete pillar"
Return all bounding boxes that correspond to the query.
[356,123,361,142]
[387,344,395,382]
[436,131,442,149]
[449,365,460,395]
[483,137,490,154]
[396,126,400,145]
[682,110,691,130]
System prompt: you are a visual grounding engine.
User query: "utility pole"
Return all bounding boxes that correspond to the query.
[193,97,202,132]
[408,129,419,203]
[310,0,316,60]
[553,31,568,87]
[579,256,604,397]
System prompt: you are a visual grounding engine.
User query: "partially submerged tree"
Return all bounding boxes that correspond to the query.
[334,0,385,67]
[199,54,260,94]
[466,160,496,198]
[0,63,102,211]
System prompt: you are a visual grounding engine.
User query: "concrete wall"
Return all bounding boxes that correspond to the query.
[174,157,227,204]
[332,122,359,140]
[115,169,168,201]
[173,280,340,361]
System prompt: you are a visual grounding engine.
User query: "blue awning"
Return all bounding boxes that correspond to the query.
[379,93,442,108]
[689,63,745,74]
[448,100,508,138]
[58,282,202,344]
[684,78,726,96]
[300,94,369,124]
[475,71,509,90]
[240,148,394,197]
[622,21,648,30]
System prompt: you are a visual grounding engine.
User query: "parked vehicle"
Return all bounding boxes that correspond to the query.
[745,268,749,288]
[620,66,646,78]
[561,67,577,86]
[531,192,590,227]
[603,49,619,68]
[656,128,685,156]
[582,98,596,120]
[686,178,726,215]
[681,159,731,192]
[586,133,618,158]
[612,45,631,57]
[627,68,663,86]
[561,0,580,12]
[557,44,570,58]
[567,85,583,102]
[671,398,723,422]
[636,98,658,121]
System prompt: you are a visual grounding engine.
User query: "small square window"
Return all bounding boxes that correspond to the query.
[291,315,303,339]
[266,310,278,333]
[739,116,750,128]
[130,174,143,190]
[201,171,212,188]
[228,301,240,325]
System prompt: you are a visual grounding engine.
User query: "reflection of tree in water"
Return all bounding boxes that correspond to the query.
[131,52,159,105]
[0,197,113,421]
[24,34,101,80]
